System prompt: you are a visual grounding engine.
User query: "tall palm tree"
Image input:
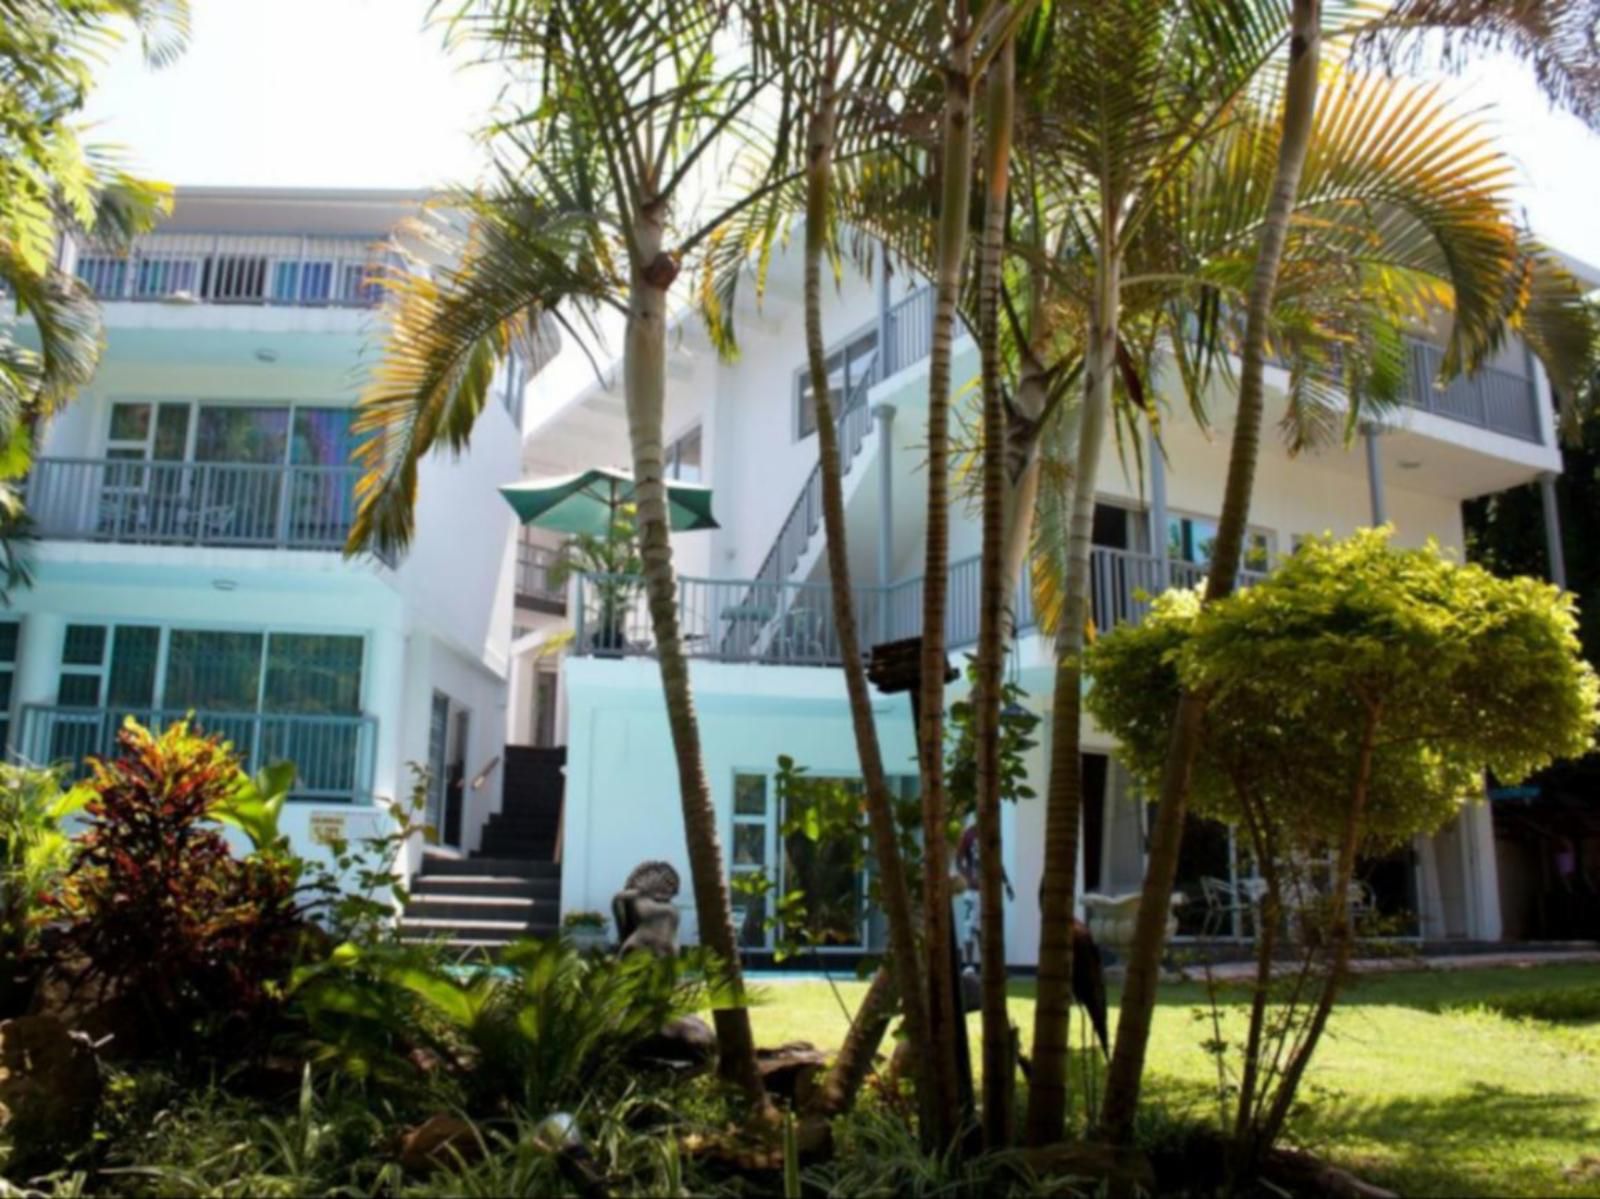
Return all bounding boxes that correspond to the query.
[1100,0,1600,1139]
[347,0,808,1105]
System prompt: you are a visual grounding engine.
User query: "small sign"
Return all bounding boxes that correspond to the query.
[309,812,347,846]
[1488,785,1540,802]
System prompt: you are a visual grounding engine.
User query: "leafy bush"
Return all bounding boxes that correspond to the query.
[292,937,710,1113]
[46,719,311,1054]
[0,764,87,1005]
[1468,984,1600,1024]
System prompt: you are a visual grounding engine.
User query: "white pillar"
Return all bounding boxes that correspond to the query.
[1148,427,1170,586]
[874,402,896,643]
[1362,422,1387,526]
[1465,798,1503,941]
[364,624,406,809]
[1539,471,1568,590]
[14,612,65,762]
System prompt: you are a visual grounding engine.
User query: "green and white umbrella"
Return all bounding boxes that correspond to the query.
[499,466,719,536]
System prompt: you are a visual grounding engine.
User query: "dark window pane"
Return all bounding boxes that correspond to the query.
[108,626,160,707]
[62,625,106,667]
[57,674,101,708]
[109,403,151,443]
[264,634,362,714]
[153,404,190,462]
[0,621,18,664]
[291,408,355,467]
[165,631,264,710]
[0,671,13,709]
[734,773,767,816]
[733,823,765,867]
[196,406,289,464]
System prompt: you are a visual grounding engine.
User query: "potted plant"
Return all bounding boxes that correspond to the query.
[547,506,643,658]
[561,910,609,951]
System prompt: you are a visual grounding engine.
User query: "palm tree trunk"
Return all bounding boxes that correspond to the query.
[974,34,1016,1149]
[918,14,979,1144]
[624,224,765,1107]
[807,967,898,1118]
[1098,0,1322,1144]
[1025,229,1120,1146]
[801,79,934,1123]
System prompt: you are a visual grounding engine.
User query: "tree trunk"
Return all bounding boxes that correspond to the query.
[1026,229,1120,1146]
[974,34,1016,1149]
[916,18,979,1146]
[1232,794,1281,1153]
[1098,0,1321,1144]
[624,228,765,1107]
[1253,704,1377,1158]
[801,81,933,1123]
[806,967,898,1118]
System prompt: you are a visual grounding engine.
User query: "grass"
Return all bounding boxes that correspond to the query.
[738,961,1600,1198]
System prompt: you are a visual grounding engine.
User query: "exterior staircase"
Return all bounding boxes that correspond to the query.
[399,746,566,949]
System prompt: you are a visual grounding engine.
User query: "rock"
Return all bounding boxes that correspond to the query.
[27,958,145,1060]
[0,1016,102,1169]
[755,1042,828,1107]
[627,1014,716,1075]
[398,1113,483,1173]
[960,967,982,1013]
[1015,1141,1157,1197]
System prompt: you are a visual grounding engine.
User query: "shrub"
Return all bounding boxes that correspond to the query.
[0,764,87,1009]
[46,719,311,1055]
[1470,985,1600,1024]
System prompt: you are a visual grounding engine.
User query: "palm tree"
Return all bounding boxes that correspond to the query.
[1100,0,1600,1139]
[347,0,811,1105]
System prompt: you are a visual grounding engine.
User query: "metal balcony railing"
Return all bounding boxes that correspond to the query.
[27,458,360,551]
[68,232,390,308]
[572,545,1268,667]
[17,706,378,804]
[1403,338,1541,443]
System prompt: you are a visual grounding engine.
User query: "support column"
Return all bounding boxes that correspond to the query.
[877,243,893,379]
[13,612,65,762]
[1362,422,1387,526]
[1147,427,1170,587]
[874,402,896,643]
[1538,471,1568,590]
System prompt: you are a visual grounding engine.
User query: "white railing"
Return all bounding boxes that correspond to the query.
[68,232,391,308]
[27,457,360,550]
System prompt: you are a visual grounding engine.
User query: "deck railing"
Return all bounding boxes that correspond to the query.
[573,546,1268,667]
[1404,338,1541,442]
[17,706,378,803]
[68,232,390,308]
[27,458,360,551]
[516,538,567,609]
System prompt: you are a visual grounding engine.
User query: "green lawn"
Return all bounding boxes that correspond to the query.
[739,962,1600,1198]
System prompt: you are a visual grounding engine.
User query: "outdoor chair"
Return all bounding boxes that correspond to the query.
[1198,875,1257,939]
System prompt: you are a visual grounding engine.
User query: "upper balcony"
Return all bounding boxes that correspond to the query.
[68,231,389,311]
[568,544,1263,668]
[515,533,567,615]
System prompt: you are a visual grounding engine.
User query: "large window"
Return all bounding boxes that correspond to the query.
[795,330,879,439]
[0,621,18,751]
[1167,514,1272,573]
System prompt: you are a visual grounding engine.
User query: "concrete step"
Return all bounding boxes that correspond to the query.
[405,894,560,923]
[421,854,559,880]
[477,836,557,854]
[411,873,560,901]
[397,916,560,944]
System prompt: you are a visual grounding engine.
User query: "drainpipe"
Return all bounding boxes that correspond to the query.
[875,402,896,643]
[877,244,893,380]
[1538,471,1568,590]
[1362,421,1387,526]
[1147,426,1169,588]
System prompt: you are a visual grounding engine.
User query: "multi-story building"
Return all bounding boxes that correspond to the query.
[519,240,1573,962]
[13,187,526,874]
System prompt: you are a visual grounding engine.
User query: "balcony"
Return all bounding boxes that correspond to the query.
[27,458,360,552]
[17,706,378,804]
[1403,338,1541,443]
[571,546,1266,667]
[69,232,389,309]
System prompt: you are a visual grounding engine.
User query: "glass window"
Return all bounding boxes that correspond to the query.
[263,634,362,714]
[666,426,702,483]
[196,406,290,464]
[62,625,107,667]
[76,257,127,298]
[0,620,17,751]
[734,773,767,816]
[291,408,355,467]
[135,258,197,299]
[733,823,766,868]
[164,631,264,710]
[57,674,102,708]
[108,403,152,444]
[107,627,160,709]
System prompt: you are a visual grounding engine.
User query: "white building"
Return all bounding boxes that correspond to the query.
[14,188,525,876]
[517,242,1570,962]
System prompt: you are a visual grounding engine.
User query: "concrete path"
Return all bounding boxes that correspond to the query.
[1182,947,1600,983]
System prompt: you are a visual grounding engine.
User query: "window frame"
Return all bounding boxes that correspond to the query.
[792,325,880,441]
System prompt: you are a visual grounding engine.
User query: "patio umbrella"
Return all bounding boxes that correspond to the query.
[499,466,719,536]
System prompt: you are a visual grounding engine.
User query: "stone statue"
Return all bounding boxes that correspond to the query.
[611,860,681,958]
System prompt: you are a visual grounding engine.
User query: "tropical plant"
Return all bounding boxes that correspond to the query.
[292,937,709,1117]
[347,0,826,1102]
[0,763,88,1013]
[546,505,643,653]
[46,719,311,1055]
[1086,529,1600,1166]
